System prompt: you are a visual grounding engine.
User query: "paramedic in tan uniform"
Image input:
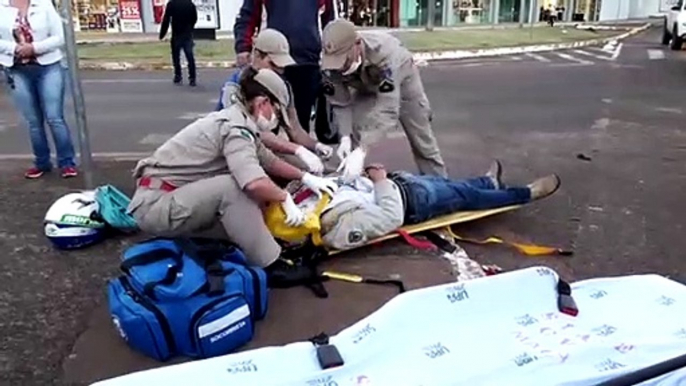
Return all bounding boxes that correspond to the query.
[217,29,334,174]
[127,68,337,271]
[320,18,447,181]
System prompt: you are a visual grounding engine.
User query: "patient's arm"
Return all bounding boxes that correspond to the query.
[321,179,405,251]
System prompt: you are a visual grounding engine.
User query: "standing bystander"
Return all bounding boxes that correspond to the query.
[159,0,198,86]
[233,0,337,142]
[0,0,78,179]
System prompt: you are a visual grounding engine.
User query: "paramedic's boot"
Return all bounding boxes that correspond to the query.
[485,160,503,189]
[265,258,319,289]
[528,174,561,200]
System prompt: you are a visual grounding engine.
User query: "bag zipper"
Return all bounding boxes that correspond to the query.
[120,276,177,356]
[113,281,163,358]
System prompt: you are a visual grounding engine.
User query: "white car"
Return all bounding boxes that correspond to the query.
[662,0,686,50]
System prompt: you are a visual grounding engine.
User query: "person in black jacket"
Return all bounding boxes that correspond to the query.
[233,0,338,143]
[159,0,198,86]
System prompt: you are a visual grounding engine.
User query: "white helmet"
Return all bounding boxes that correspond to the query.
[44,191,107,250]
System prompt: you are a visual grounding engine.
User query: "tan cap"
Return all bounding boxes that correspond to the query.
[253,68,290,127]
[321,18,357,70]
[254,29,296,68]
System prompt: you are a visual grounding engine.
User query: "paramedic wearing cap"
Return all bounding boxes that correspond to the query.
[321,19,447,181]
[216,29,334,174]
[127,68,338,270]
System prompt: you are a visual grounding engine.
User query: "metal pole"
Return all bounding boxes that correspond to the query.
[59,0,94,189]
[529,0,536,39]
[426,0,435,31]
[519,0,526,27]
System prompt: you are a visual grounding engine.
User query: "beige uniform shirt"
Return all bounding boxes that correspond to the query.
[132,103,279,189]
[322,32,414,146]
[319,179,405,251]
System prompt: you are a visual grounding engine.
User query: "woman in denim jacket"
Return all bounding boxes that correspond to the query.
[0,0,77,179]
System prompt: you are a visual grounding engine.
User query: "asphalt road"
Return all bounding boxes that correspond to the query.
[1,27,686,385]
[1,27,685,158]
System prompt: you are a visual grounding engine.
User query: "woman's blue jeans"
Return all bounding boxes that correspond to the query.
[5,62,76,170]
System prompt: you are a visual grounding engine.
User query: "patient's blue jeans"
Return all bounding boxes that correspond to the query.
[390,172,531,225]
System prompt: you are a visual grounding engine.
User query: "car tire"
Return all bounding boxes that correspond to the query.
[662,22,671,45]
[671,25,683,50]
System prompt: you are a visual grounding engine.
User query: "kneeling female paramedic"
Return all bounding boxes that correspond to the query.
[127,67,337,281]
[318,161,560,251]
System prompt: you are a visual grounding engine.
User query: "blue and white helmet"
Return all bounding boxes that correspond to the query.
[44,191,107,250]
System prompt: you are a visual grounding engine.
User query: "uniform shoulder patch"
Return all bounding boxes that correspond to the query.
[231,127,256,143]
[348,230,364,244]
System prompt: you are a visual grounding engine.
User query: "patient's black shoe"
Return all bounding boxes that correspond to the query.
[265,258,317,288]
[486,160,503,189]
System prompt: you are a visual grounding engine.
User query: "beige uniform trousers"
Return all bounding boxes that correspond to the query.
[130,175,281,268]
[353,64,447,177]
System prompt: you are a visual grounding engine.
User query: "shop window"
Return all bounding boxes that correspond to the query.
[400,0,444,27]
[451,0,492,25]
[347,0,395,26]
[498,0,532,23]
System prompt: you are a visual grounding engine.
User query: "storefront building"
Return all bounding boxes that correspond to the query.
[62,0,666,34]
[60,0,243,33]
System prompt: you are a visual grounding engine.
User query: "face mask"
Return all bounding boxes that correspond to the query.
[257,113,279,131]
[342,55,362,76]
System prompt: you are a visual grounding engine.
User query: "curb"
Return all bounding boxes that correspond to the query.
[78,23,651,71]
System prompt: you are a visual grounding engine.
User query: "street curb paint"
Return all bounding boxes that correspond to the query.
[78,23,651,71]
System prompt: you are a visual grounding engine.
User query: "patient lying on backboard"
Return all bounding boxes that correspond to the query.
[318,161,561,251]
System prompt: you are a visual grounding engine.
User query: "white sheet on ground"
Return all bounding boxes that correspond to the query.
[92,266,686,386]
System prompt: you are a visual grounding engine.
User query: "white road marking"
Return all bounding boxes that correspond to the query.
[457,63,485,68]
[0,151,152,161]
[647,49,666,60]
[573,49,613,61]
[510,56,523,61]
[177,112,207,120]
[655,107,683,114]
[609,63,644,69]
[588,46,611,53]
[82,79,171,84]
[554,52,594,65]
[611,43,623,61]
[139,133,174,145]
[601,98,613,104]
[591,118,610,131]
[524,53,551,62]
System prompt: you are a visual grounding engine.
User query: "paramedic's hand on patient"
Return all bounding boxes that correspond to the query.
[315,143,334,160]
[281,193,306,226]
[336,135,352,161]
[337,147,367,183]
[295,146,325,174]
[365,164,387,182]
[301,172,338,198]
